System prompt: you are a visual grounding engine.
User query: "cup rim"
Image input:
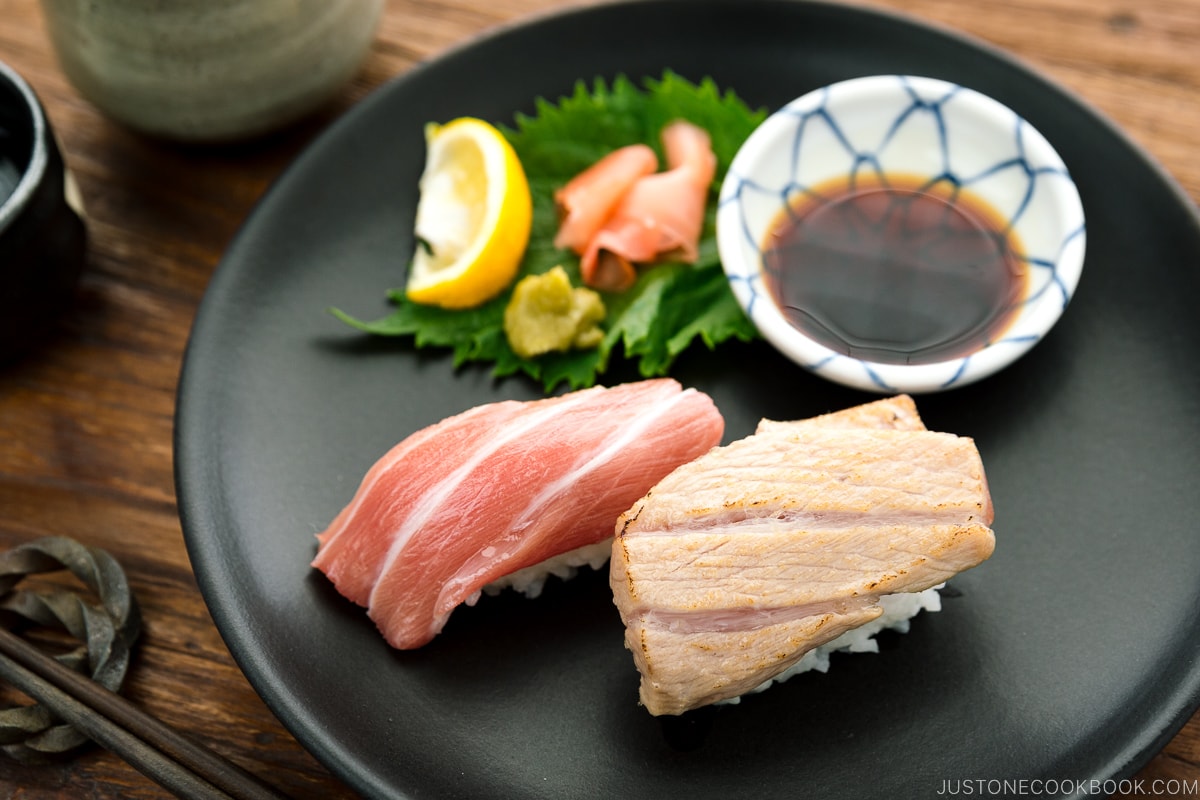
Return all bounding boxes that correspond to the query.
[0,60,49,235]
[716,74,1087,394]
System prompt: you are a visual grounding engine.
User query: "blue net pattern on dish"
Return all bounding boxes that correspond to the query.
[720,76,1086,391]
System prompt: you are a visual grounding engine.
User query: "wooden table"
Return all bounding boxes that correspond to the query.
[1,0,1197,797]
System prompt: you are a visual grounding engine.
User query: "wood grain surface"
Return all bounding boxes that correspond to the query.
[1,0,1198,797]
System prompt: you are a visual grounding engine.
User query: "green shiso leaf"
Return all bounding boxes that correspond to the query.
[330,71,765,392]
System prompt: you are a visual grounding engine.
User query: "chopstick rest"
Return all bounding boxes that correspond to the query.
[0,535,140,762]
[0,537,291,799]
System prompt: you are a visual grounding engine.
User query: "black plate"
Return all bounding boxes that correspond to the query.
[175,1,1200,798]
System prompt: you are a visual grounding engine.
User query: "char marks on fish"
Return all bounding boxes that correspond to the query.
[610,395,995,715]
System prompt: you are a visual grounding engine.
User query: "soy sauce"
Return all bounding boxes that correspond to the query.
[762,173,1027,365]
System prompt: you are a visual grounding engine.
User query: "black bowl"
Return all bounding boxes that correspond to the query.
[0,60,87,365]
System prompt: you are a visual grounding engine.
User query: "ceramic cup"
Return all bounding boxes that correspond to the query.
[39,0,385,143]
[0,60,87,364]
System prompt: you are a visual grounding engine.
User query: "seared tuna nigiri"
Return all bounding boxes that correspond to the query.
[610,396,994,715]
[313,378,724,650]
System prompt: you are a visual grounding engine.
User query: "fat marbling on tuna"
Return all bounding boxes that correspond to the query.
[312,378,724,650]
[610,395,995,715]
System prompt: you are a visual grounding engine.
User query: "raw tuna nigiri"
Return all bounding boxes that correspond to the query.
[312,378,724,649]
[581,120,717,291]
[553,144,658,254]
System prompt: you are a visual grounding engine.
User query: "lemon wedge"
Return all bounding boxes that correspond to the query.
[405,117,533,309]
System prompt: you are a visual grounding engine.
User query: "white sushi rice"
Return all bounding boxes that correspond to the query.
[481,538,614,599]
[722,585,945,704]
[480,546,943,707]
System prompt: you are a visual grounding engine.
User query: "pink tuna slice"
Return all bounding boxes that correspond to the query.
[311,378,724,650]
[581,120,718,292]
[553,143,658,254]
[312,400,529,605]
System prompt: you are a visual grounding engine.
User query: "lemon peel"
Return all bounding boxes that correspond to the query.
[405,117,532,309]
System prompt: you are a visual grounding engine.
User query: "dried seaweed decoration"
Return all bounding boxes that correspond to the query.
[0,536,141,763]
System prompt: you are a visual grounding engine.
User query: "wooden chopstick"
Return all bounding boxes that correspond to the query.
[0,626,291,800]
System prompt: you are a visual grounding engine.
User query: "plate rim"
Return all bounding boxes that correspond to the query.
[174,1,1200,797]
